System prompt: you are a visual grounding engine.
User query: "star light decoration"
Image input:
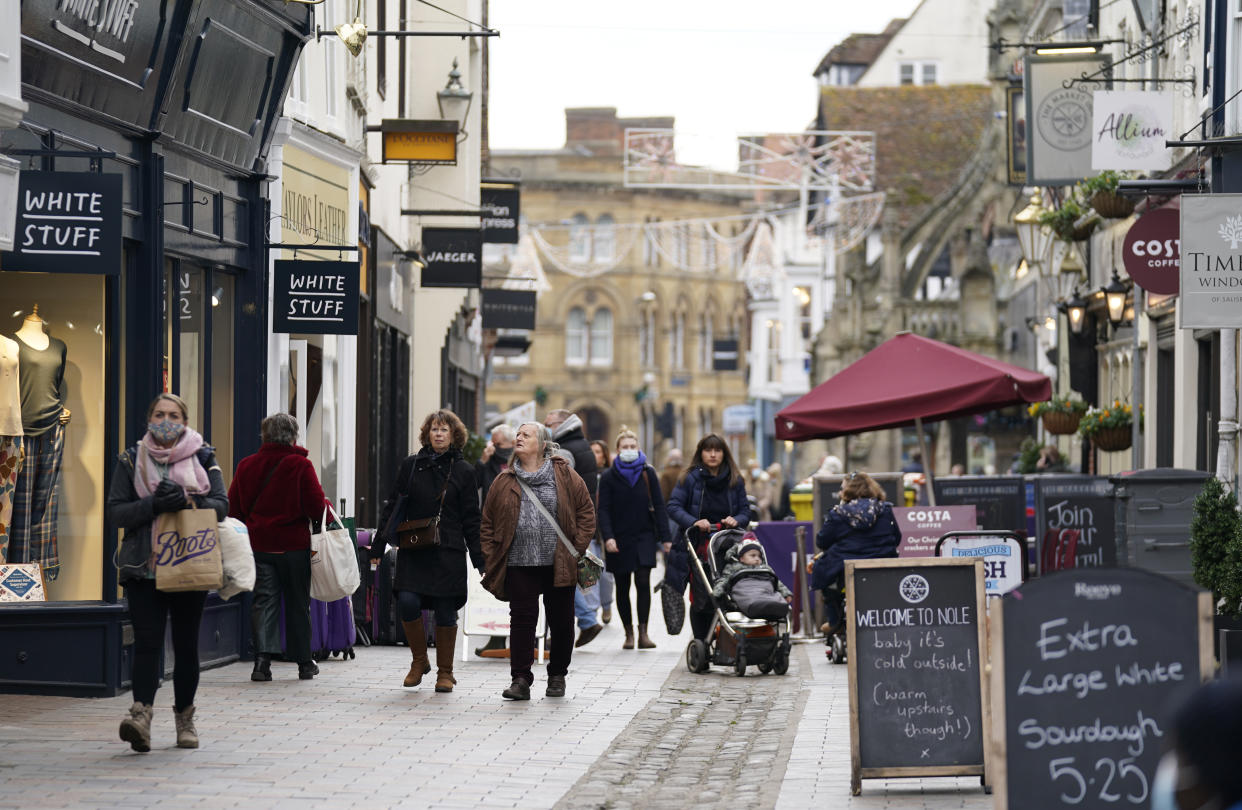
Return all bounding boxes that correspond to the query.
[738,132,876,192]
[625,130,680,185]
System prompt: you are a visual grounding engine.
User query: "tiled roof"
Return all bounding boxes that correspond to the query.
[812,19,905,76]
[818,84,993,229]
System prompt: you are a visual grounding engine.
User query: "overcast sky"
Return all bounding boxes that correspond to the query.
[487,0,922,167]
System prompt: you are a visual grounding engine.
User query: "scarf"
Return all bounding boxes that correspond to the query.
[134,427,210,498]
[701,465,731,491]
[510,458,559,566]
[832,497,884,529]
[614,450,648,488]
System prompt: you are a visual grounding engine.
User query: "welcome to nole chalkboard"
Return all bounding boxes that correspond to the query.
[993,568,1211,810]
[845,557,989,796]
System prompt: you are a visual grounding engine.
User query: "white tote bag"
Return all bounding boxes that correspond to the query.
[216,517,257,601]
[309,504,360,602]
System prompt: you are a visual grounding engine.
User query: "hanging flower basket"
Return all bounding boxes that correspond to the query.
[1090,190,1135,219]
[1042,410,1082,435]
[1092,426,1133,452]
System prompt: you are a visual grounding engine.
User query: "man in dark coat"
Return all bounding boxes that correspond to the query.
[475,423,516,501]
[546,409,603,646]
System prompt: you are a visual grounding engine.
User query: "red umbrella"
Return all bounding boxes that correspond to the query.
[776,332,1051,503]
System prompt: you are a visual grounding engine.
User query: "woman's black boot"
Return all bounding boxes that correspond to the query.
[251,654,272,682]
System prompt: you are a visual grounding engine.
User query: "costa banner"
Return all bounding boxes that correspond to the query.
[1123,207,1179,295]
[1092,90,1174,171]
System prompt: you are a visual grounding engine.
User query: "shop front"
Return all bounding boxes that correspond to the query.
[0,0,309,696]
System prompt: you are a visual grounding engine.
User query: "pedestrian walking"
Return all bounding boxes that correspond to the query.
[108,393,228,752]
[810,471,900,637]
[545,409,603,647]
[474,423,516,658]
[666,434,751,642]
[589,439,615,625]
[481,422,595,700]
[228,412,329,683]
[370,408,484,692]
[597,427,670,649]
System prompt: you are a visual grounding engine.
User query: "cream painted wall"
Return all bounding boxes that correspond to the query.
[858,0,990,87]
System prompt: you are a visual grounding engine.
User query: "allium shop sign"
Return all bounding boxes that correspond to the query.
[1091,90,1173,171]
[1180,194,1242,328]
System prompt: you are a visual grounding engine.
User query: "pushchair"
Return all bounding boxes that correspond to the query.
[684,526,792,677]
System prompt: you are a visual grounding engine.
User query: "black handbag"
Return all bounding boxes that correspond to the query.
[385,464,450,550]
[657,579,686,635]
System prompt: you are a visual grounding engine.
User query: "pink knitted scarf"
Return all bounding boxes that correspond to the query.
[134,427,210,498]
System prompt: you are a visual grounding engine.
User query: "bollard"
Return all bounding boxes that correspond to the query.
[795,525,815,639]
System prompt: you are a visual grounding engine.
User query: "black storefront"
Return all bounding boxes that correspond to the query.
[0,0,309,695]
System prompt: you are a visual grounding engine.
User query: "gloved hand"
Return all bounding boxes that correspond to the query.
[153,480,187,513]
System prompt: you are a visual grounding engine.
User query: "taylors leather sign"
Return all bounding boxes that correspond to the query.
[420,227,481,288]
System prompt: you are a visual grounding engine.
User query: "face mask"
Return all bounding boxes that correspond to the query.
[148,420,185,444]
[618,450,639,464]
[1149,752,1179,810]
[494,446,514,462]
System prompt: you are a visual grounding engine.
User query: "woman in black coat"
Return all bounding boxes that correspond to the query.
[371,409,483,693]
[597,427,670,649]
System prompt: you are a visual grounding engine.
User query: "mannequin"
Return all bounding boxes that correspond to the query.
[9,305,69,579]
[0,333,21,564]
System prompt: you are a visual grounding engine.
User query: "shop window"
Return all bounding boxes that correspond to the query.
[1,272,108,600]
[590,308,613,367]
[566,306,587,365]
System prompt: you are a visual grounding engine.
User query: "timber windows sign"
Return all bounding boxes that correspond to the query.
[1180,194,1242,328]
[420,227,481,288]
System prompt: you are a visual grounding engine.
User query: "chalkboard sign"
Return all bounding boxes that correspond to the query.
[995,568,1211,810]
[1033,475,1116,570]
[846,557,988,795]
[934,475,1027,535]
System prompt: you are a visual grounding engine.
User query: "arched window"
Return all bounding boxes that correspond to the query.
[639,308,656,367]
[594,214,615,263]
[566,306,587,364]
[590,308,613,366]
[698,313,713,370]
[568,213,590,263]
[670,310,685,369]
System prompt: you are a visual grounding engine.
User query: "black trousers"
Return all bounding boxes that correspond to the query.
[125,579,206,710]
[614,567,652,627]
[507,565,575,685]
[252,549,312,663]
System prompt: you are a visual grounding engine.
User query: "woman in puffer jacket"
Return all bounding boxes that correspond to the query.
[811,471,900,635]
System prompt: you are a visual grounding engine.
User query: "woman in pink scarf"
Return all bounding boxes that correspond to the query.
[106,393,228,753]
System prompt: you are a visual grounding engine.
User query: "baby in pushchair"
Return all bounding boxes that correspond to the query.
[711,538,792,621]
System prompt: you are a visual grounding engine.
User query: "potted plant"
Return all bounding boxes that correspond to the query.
[1079,170,1135,219]
[1190,477,1242,621]
[1028,395,1088,434]
[1078,399,1140,452]
[1038,197,1096,242]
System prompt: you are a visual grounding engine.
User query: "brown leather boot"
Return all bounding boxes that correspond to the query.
[434,626,458,692]
[638,624,656,649]
[402,619,431,687]
[622,625,635,649]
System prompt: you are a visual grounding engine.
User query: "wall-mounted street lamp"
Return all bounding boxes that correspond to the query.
[1064,289,1088,334]
[1013,190,1053,271]
[1103,271,1130,325]
[436,59,474,137]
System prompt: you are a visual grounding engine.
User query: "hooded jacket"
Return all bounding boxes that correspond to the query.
[711,542,792,600]
[811,497,900,590]
[551,414,598,499]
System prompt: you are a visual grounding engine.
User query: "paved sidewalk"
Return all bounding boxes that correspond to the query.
[0,617,994,809]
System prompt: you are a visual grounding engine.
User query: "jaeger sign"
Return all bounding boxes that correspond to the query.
[1180,194,1242,328]
[420,227,482,288]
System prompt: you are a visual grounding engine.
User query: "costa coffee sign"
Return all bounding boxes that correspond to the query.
[1123,206,1179,295]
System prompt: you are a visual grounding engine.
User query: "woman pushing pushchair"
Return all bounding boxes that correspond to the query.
[811,471,900,658]
[666,434,752,641]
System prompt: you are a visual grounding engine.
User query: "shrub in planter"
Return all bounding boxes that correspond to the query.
[1038,197,1096,241]
[1079,399,1141,451]
[1190,476,1242,617]
[1028,395,1087,434]
[1079,170,1135,219]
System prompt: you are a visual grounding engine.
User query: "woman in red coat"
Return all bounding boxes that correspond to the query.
[228,413,329,682]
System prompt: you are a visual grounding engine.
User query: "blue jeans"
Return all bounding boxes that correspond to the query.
[396,590,458,627]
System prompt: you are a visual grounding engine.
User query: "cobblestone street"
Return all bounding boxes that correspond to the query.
[0,619,992,809]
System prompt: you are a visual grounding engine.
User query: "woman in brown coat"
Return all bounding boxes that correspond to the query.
[481,422,594,701]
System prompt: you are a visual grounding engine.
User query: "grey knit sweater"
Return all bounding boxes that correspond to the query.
[508,458,560,566]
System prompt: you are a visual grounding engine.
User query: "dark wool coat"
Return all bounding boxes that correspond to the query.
[664,466,752,591]
[228,443,328,553]
[479,455,594,601]
[553,421,598,499]
[597,464,671,574]
[811,497,901,590]
[372,446,483,607]
[109,445,229,584]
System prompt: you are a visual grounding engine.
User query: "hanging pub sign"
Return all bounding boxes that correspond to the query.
[380,120,459,165]
[481,289,537,330]
[712,338,739,371]
[420,227,481,288]
[481,181,520,244]
[1124,207,1180,295]
[272,260,360,335]
[1025,55,1108,185]
[1180,194,1242,328]
[1005,85,1027,186]
[1091,90,1174,171]
[0,171,122,275]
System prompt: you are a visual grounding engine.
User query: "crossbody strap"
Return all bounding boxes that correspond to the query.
[244,457,289,521]
[516,478,579,559]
